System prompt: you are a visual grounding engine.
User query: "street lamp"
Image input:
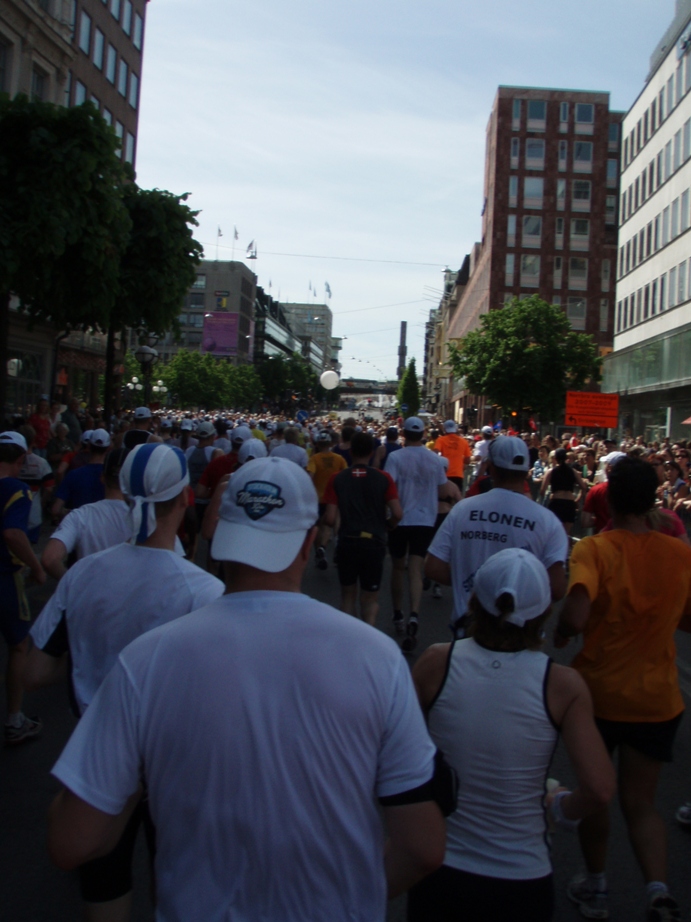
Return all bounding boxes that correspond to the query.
[134,344,159,404]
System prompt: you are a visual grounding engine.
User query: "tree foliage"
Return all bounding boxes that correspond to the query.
[447,296,602,421]
[256,353,319,406]
[160,350,261,410]
[397,358,421,417]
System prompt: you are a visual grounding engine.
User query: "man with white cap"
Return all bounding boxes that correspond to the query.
[385,417,448,648]
[426,435,568,638]
[0,431,46,744]
[46,455,449,921]
[472,425,495,479]
[26,443,224,921]
[50,428,110,519]
[123,407,153,452]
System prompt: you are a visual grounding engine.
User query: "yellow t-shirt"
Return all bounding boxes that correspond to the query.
[251,428,266,442]
[569,530,691,722]
[306,451,348,501]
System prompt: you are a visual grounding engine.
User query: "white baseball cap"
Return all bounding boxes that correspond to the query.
[212,456,318,571]
[488,435,529,472]
[443,420,458,433]
[180,419,194,431]
[481,425,493,436]
[134,406,152,420]
[474,548,551,627]
[238,438,268,465]
[0,431,28,452]
[403,416,425,434]
[80,429,94,445]
[196,421,216,439]
[602,451,627,468]
[231,425,253,446]
[90,428,111,448]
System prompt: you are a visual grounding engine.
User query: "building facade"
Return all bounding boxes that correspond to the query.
[448,85,623,425]
[604,0,691,440]
[252,286,301,362]
[2,0,149,416]
[156,260,257,366]
[281,302,333,374]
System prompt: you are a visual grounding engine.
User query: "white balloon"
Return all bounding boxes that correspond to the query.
[320,370,340,390]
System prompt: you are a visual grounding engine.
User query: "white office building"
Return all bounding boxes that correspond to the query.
[605,0,691,439]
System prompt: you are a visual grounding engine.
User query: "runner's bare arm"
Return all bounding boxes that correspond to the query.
[424,553,451,585]
[322,503,338,529]
[547,560,567,601]
[41,537,68,580]
[412,643,450,711]
[383,801,445,899]
[24,646,68,690]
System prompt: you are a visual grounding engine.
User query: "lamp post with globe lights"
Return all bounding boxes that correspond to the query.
[152,379,168,407]
[134,344,159,405]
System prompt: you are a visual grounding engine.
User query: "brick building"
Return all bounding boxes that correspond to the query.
[448,86,623,425]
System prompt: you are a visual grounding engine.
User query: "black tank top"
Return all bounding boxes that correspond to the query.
[551,464,576,492]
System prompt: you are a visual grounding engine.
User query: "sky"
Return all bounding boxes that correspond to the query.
[135,0,674,382]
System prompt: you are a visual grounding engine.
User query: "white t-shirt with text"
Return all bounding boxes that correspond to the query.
[385,446,447,527]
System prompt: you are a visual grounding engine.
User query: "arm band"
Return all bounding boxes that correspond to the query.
[379,749,458,817]
[550,790,580,831]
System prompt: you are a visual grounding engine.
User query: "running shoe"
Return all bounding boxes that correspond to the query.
[566,874,609,919]
[4,715,42,746]
[315,546,328,571]
[647,894,681,922]
[675,802,691,826]
[401,616,419,653]
[392,611,405,635]
[432,584,442,599]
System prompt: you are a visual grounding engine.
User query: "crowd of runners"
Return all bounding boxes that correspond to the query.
[2,396,691,921]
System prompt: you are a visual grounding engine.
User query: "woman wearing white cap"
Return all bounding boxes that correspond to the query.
[409,548,614,922]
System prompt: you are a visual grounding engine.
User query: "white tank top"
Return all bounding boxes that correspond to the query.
[428,638,558,880]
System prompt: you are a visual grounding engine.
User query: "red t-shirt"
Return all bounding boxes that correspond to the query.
[28,414,51,449]
[198,453,238,495]
[583,481,610,533]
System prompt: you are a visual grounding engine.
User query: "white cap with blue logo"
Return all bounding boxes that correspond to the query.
[119,443,189,544]
[212,456,318,572]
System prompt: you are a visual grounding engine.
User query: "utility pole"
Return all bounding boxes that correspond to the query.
[397,321,407,380]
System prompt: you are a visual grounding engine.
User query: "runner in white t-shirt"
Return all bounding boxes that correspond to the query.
[385,417,448,650]
[426,436,568,636]
[26,443,224,921]
[46,456,449,922]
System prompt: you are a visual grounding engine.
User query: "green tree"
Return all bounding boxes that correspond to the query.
[221,363,262,409]
[0,96,131,413]
[105,185,202,419]
[397,358,421,417]
[447,295,602,422]
[256,353,318,407]
[160,351,225,408]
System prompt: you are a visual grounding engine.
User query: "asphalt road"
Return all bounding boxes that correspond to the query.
[1,535,691,921]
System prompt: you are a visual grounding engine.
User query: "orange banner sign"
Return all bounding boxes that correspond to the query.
[565,391,619,429]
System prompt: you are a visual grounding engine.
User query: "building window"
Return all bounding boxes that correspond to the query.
[636,120,642,152]
[106,45,117,83]
[520,255,540,287]
[608,122,619,151]
[0,41,10,95]
[672,197,680,239]
[573,141,593,173]
[31,67,47,101]
[648,159,655,193]
[674,129,682,171]
[507,214,516,246]
[123,0,132,35]
[572,180,591,211]
[557,179,566,211]
[643,110,649,144]
[509,175,518,207]
[660,274,666,311]
[117,59,127,96]
[527,99,546,130]
[192,275,207,289]
[103,108,112,126]
[125,131,135,163]
[668,75,675,115]
[600,299,609,332]
[677,63,684,105]
[63,70,72,106]
[525,138,545,169]
[659,87,666,122]
[510,137,519,168]
[679,261,687,304]
[651,98,657,131]
[79,10,91,53]
[522,215,541,248]
[559,101,568,130]
[553,295,561,307]
[662,206,670,246]
[654,214,660,251]
[606,159,618,188]
[646,221,653,257]
[670,267,677,308]
[555,217,564,248]
[133,12,143,49]
[569,257,588,290]
[128,72,138,108]
[558,140,567,171]
[567,297,587,330]
[111,0,121,22]
[651,279,658,315]
[606,195,616,225]
[512,98,521,129]
[616,300,622,332]
[505,253,515,286]
[623,136,629,167]
[93,28,104,69]
[524,177,543,208]
[90,94,99,109]
[601,259,611,292]
[575,103,594,133]
[554,256,563,287]
[570,218,589,250]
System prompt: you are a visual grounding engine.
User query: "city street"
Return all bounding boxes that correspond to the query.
[1,537,691,921]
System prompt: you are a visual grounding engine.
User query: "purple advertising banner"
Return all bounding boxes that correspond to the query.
[202,312,239,355]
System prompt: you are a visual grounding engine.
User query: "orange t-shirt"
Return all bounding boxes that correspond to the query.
[306,451,348,501]
[569,530,691,722]
[434,434,470,479]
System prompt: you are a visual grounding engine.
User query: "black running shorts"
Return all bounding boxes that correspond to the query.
[388,525,435,559]
[335,537,386,591]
